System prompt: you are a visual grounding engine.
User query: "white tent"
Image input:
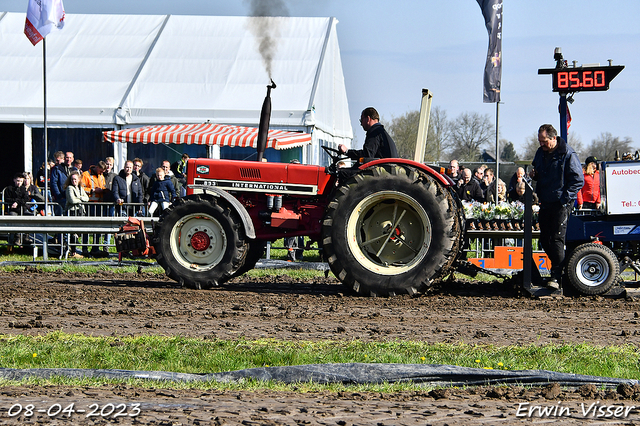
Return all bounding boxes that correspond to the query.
[0,12,353,170]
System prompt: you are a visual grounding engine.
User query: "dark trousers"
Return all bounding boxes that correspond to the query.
[538,203,572,280]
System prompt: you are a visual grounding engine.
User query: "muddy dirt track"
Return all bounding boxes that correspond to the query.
[1,268,640,425]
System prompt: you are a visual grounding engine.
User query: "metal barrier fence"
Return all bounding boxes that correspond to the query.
[0,200,157,260]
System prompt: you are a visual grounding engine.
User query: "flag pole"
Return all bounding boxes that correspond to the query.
[42,37,49,260]
[494,101,500,206]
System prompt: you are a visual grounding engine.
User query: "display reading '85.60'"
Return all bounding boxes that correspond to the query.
[549,66,624,93]
[555,69,606,90]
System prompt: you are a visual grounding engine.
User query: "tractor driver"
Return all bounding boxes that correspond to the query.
[338,107,398,161]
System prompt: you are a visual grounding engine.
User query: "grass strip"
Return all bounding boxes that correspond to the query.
[1,332,638,382]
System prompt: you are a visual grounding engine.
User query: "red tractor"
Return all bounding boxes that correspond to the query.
[122,83,465,296]
[149,147,465,296]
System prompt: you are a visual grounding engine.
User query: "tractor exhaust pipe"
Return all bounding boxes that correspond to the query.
[256,79,276,162]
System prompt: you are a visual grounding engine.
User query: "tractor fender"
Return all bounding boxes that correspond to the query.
[188,184,256,239]
[358,158,451,187]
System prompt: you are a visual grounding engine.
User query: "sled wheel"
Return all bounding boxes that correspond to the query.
[230,240,265,279]
[566,243,619,295]
[153,195,245,289]
[322,164,461,296]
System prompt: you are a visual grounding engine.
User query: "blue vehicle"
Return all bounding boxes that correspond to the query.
[565,157,640,295]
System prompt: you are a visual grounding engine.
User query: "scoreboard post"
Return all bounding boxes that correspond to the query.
[538,47,624,142]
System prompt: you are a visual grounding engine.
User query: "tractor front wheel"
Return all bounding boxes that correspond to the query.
[153,195,246,289]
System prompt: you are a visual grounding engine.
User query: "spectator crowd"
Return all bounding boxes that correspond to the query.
[446,160,595,207]
[2,151,189,257]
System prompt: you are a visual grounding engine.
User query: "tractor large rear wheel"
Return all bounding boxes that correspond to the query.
[322,164,462,296]
[153,195,246,289]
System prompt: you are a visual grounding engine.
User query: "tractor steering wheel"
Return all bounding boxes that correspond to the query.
[322,145,348,165]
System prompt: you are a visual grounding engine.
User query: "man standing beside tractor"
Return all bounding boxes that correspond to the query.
[530,124,584,290]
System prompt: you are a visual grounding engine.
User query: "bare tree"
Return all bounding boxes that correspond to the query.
[386,110,419,160]
[521,132,539,162]
[586,132,635,161]
[568,133,584,160]
[425,106,451,162]
[448,112,494,162]
[385,106,452,162]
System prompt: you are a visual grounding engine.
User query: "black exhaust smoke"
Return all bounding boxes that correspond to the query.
[256,79,276,162]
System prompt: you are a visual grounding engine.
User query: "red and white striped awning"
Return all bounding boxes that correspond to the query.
[103,123,311,150]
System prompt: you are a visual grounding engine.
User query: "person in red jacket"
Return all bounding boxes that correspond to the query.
[577,156,601,210]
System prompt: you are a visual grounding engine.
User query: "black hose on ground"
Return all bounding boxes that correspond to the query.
[0,363,636,388]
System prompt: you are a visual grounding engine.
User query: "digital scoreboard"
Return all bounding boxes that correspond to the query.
[538,65,624,93]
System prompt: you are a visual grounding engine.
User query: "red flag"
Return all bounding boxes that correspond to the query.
[24,0,65,46]
[566,105,572,129]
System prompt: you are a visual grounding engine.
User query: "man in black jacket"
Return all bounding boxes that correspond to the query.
[112,160,143,216]
[531,124,584,289]
[4,173,30,247]
[457,168,484,202]
[132,158,151,206]
[338,107,397,160]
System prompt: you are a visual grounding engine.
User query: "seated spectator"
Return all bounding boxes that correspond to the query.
[481,168,495,201]
[507,167,525,193]
[473,167,484,185]
[509,181,538,204]
[22,172,44,213]
[4,173,29,215]
[148,167,176,217]
[496,179,507,203]
[577,156,601,210]
[36,160,55,191]
[149,160,182,198]
[448,159,463,187]
[457,168,484,202]
[132,158,151,207]
[171,153,190,182]
[3,173,30,248]
[487,178,507,204]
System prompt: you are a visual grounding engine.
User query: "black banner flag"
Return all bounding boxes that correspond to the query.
[477,0,502,103]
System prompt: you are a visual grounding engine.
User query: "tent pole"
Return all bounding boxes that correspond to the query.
[42,38,49,261]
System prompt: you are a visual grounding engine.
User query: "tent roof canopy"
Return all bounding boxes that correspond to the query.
[103,123,311,150]
[0,12,353,140]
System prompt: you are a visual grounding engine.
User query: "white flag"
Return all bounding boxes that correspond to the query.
[24,0,65,46]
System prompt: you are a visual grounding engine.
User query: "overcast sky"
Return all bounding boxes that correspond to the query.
[2,0,638,156]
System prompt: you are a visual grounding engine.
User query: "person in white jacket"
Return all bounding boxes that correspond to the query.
[64,171,89,258]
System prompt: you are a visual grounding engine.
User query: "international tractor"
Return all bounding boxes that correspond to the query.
[120,84,466,296]
[145,146,465,296]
